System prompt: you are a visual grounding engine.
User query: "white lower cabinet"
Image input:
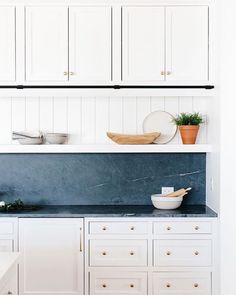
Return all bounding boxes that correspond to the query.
[86,218,217,295]
[0,265,18,295]
[19,218,84,295]
[90,272,147,295]
[153,272,211,295]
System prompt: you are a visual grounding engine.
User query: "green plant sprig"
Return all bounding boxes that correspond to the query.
[172,112,204,126]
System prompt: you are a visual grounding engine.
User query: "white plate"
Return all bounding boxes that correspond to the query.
[143,111,177,144]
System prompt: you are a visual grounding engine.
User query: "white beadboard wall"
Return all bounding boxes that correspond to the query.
[0,96,208,145]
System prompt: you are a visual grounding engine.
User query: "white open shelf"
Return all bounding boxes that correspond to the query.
[0,144,212,153]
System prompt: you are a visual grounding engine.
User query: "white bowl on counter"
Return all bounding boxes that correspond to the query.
[151,194,183,210]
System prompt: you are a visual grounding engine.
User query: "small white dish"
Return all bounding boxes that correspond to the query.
[143,111,177,144]
[45,133,68,144]
[151,194,183,210]
[18,137,43,145]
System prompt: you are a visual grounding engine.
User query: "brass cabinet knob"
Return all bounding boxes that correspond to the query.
[194,283,199,288]
[161,71,165,75]
[166,284,171,288]
[63,71,68,75]
[130,251,135,256]
[130,226,135,231]
[102,226,107,231]
[166,251,171,256]
[130,284,134,288]
[8,292,13,295]
[166,71,171,75]
[70,72,75,75]
[102,252,107,256]
[167,226,171,231]
[195,226,199,230]
[102,284,107,288]
[194,251,199,256]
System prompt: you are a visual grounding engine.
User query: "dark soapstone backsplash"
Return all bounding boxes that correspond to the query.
[0,153,206,205]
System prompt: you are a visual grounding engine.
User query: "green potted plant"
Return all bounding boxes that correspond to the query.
[173,112,204,144]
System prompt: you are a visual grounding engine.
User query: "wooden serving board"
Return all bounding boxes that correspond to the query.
[107,132,161,145]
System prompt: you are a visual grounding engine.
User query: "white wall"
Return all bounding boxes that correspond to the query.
[220,0,236,294]
[0,96,209,145]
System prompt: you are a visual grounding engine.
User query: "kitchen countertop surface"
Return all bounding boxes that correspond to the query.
[0,205,217,218]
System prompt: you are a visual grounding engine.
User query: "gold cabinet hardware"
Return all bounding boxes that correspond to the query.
[130,251,135,256]
[166,284,171,288]
[102,284,107,288]
[167,226,171,231]
[194,251,199,256]
[102,251,107,256]
[70,72,75,75]
[194,283,199,288]
[102,226,107,231]
[64,71,68,75]
[130,226,135,231]
[161,71,165,75]
[80,227,83,252]
[8,292,13,295]
[195,226,199,230]
[166,71,171,75]
[166,251,171,256]
[130,284,134,288]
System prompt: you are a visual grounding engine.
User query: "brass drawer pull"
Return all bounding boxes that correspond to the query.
[195,226,199,230]
[102,284,107,288]
[102,226,107,231]
[166,284,171,288]
[102,252,107,256]
[70,72,75,75]
[130,226,135,231]
[167,226,171,231]
[194,251,199,256]
[130,251,135,256]
[194,283,199,288]
[166,251,171,256]
[161,71,165,75]
[166,71,171,75]
[8,292,13,295]
[130,284,134,288]
[63,71,68,75]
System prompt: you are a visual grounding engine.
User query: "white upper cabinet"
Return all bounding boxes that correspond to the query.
[25,6,68,82]
[69,7,112,82]
[0,7,16,81]
[122,6,209,83]
[122,7,165,82]
[19,218,84,295]
[166,6,209,81]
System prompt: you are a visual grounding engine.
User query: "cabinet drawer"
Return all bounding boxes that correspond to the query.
[0,240,13,251]
[90,272,147,295]
[90,240,147,266]
[154,240,212,267]
[89,221,148,235]
[154,221,212,235]
[153,272,211,294]
[0,222,14,235]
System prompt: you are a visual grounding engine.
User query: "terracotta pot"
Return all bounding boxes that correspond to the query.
[179,125,200,144]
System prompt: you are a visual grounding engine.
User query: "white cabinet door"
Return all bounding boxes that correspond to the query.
[0,265,18,295]
[69,7,112,82]
[0,7,15,81]
[166,6,209,81]
[122,7,165,82]
[25,6,68,82]
[19,218,83,295]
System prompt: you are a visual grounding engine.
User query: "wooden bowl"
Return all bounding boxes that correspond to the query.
[107,132,161,145]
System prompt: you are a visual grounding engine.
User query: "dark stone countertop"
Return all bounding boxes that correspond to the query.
[0,205,217,218]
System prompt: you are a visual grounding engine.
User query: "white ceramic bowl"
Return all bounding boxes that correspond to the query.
[45,133,68,144]
[18,137,43,145]
[151,194,183,210]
